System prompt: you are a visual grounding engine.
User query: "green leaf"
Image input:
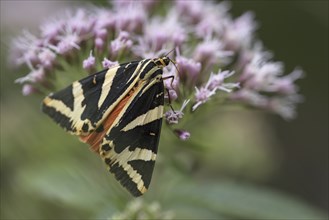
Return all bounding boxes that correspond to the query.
[163,180,327,219]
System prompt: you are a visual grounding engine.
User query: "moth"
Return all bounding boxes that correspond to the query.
[42,57,173,196]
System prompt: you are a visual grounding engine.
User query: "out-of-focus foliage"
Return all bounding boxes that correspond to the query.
[1,1,328,219]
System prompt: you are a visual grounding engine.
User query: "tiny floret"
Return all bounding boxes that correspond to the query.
[165,99,190,124]
[83,50,96,71]
[174,129,191,141]
[102,58,119,69]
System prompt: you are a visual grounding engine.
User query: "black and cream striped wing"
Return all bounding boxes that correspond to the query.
[99,78,164,197]
[42,61,143,136]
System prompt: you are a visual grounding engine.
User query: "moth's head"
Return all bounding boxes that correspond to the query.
[154,56,172,68]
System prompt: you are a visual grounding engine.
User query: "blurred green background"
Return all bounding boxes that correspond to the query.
[1,1,328,219]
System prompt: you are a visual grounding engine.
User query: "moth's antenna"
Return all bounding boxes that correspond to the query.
[164,48,175,57]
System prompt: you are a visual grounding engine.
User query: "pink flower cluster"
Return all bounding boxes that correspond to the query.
[10,0,303,139]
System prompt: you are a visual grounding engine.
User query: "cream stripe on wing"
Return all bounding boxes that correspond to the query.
[123,163,146,193]
[102,147,157,163]
[126,60,145,84]
[120,106,163,132]
[43,97,73,118]
[98,66,119,108]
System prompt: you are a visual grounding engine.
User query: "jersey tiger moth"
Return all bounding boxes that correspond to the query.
[42,57,173,196]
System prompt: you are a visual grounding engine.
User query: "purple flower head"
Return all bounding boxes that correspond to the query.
[91,20,110,50]
[192,68,239,111]
[143,11,187,51]
[132,38,168,58]
[165,110,183,125]
[176,55,201,85]
[102,58,119,69]
[50,26,81,55]
[192,87,216,111]
[110,31,133,58]
[41,9,93,56]
[269,68,304,95]
[93,9,116,31]
[223,12,258,51]
[38,48,56,69]
[95,37,105,52]
[193,36,233,67]
[176,0,203,24]
[112,0,157,11]
[83,51,96,72]
[267,94,304,120]
[165,99,190,124]
[230,89,268,108]
[236,42,269,70]
[95,28,107,41]
[15,67,46,84]
[22,84,38,96]
[208,70,233,90]
[165,89,178,101]
[241,52,284,91]
[207,70,240,92]
[40,18,64,43]
[67,8,94,37]
[174,129,190,141]
[114,3,147,33]
[10,30,44,68]
[194,1,231,37]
